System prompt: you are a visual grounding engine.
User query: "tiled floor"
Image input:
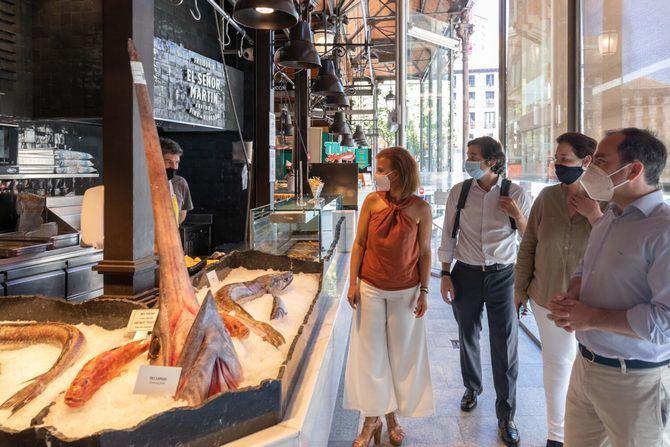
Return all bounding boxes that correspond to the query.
[327,276,548,447]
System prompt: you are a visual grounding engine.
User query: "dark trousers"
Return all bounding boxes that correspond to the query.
[451,261,518,420]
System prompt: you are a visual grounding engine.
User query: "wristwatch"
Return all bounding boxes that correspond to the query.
[441,270,451,277]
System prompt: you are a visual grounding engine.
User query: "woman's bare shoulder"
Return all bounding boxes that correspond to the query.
[361,192,383,212]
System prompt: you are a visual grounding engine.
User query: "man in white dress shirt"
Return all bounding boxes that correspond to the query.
[439,137,532,446]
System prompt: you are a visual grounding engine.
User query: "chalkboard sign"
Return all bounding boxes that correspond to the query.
[153,38,244,130]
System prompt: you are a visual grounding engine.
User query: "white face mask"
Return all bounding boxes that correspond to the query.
[374,172,393,191]
[579,163,631,202]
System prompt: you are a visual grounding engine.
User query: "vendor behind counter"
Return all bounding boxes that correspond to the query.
[160,138,193,224]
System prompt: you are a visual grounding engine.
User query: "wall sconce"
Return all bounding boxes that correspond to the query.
[598,31,618,56]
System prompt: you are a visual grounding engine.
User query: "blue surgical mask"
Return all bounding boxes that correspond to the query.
[464,161,486,180]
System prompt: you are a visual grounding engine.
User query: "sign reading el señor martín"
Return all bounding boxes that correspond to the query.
[153,38,244,130]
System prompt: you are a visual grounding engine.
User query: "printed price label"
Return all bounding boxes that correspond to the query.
[130,61,147,85]
[133,365,181,395]
[206,270,218,287]
[126,309,159,333]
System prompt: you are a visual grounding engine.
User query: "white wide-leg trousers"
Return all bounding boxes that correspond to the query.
[532,300,578,443]
[343,281,434,417]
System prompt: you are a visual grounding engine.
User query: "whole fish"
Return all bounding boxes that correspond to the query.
[270,295,288,320]
[130,40,242,407]
[214,292,286,348]
[64,339,150,408]
[0,322,85,414]
[176,294,243,405]
[221,313,249,338]
[218,272,293,305]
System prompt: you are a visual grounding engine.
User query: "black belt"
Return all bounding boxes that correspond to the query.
[579,344,670,370]
[456,261,513,272]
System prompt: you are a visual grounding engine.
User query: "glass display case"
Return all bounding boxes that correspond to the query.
[250,195,343,262]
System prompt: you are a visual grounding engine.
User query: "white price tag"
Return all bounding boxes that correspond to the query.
[206,270,218,287]
[126,309,159,333]
[132,330,149,341]
[133,365,181,396]
[130,61,147,85]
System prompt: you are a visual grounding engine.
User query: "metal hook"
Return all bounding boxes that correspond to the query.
[190,0,201,20]
[173,0,184,5]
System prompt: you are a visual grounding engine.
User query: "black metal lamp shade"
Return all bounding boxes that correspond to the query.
[312,59,344,95]
[277,108,294,136]
[353,125,366,142]
[329,111,349,135]
[325,92,350,108]
[233,0,299,30]
[340,133,356,148]
[275,21,321,69]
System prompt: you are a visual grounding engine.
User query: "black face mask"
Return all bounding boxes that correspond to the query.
[555,164,583,185]
[166,168,177,180]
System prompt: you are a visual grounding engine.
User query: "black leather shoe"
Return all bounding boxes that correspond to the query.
[460,389,478,411]
[546,441,563,447]
[498,420,520,446]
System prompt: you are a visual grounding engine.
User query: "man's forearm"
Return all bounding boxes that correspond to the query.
[588,308,639,339]
[567,276,582,298]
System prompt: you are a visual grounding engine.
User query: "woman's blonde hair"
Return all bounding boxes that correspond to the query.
[376,147,420,199]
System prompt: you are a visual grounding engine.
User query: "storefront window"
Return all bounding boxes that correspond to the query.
[581,0,670,188]
[506,0,568,181]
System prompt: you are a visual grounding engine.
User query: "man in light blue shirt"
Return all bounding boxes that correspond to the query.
[548,128,670,447]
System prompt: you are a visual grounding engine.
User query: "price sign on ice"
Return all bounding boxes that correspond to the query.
[126,309,159,333]
[206,270,218,287]
[133,365,182,395]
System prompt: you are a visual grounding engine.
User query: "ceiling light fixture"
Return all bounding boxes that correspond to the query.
[329,111,350,135]
[275,21,321,69]
[233,0,298,30]
[340,133,356,148]
[312,59,345,95]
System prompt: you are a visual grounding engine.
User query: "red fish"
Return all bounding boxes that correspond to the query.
[64,339,150,408]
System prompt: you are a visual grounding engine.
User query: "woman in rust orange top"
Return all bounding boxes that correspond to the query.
[344,147,434,447]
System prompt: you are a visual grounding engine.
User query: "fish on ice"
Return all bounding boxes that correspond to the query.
[0,322,85,414]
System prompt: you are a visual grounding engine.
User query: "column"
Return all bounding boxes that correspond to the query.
[96,0,157,299]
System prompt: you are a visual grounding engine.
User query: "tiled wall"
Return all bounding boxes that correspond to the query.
[160,131,247,244]
[32,0,103,118]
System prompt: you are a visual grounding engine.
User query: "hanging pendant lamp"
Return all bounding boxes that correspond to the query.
[233,0,299,30]
[353,125,366,143]
[329,111,350,135]
[277,107,294,136]
[325,92,350,109]
[340,133,356,148]
[312,59,344,95]
[275,21,321,69]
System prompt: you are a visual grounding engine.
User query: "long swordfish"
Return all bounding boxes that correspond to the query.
[128,40,242,406]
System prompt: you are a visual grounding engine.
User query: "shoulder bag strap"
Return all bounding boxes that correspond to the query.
[451,179,473,239]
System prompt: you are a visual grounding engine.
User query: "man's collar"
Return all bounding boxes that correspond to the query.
[609,190,663,217]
